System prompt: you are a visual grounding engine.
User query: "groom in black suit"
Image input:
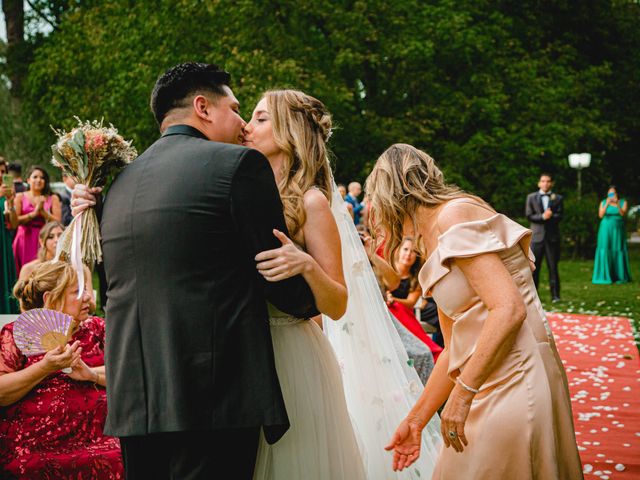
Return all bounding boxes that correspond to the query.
[88,63,319,479]
[525,173,563,302]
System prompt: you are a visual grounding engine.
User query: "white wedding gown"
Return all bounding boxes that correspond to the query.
[254,184,442,479]
[253,304,367,479]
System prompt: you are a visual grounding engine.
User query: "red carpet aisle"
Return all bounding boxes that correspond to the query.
[548,313,640,480]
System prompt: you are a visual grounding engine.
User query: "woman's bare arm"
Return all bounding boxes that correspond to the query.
[390,287,422,309]
[255,189,347,320]
[599,200,607,218]
[298,190,347,319]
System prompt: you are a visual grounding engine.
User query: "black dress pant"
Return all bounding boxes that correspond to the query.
[96,261,108,312]
[119,428,260,480]
[531,239,561,298]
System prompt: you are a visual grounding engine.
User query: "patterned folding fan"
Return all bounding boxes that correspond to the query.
[13,308,74,357]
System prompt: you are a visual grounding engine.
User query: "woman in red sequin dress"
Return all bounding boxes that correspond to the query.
[0,261,123,479]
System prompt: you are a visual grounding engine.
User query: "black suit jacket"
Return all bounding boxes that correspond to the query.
[100,125,318,443]
[525,191,563,243]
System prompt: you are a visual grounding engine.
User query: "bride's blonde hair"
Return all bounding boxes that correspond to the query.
[264,89,333,238]
[365,143,487,264]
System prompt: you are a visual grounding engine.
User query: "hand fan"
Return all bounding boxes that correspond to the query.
[13,308,74,357]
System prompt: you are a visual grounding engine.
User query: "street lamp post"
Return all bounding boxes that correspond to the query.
[568,153,591,200]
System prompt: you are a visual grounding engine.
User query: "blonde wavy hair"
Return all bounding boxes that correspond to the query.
[264,89,333,238]
[13,261,78,312]
[365,143,489,264]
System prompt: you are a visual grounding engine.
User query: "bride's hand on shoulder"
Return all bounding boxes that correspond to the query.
[255,229,313,282]
[385,416,424,471]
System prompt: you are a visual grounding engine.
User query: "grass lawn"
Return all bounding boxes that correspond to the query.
[537,242,639,344]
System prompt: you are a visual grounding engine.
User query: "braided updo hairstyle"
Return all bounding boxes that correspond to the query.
[13,261,77,312]
[263,89,333,238]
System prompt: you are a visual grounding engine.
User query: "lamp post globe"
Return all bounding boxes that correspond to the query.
[568,152,591,199]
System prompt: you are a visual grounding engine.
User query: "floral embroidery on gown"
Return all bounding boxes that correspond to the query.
[0,316,123,479]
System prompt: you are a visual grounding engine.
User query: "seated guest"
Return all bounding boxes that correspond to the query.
[361,229,435,383]
[386,236,443,361]
[18,221,64,281]
[0,261,123,479]
[418,293,444,348]
[18,222,97,314]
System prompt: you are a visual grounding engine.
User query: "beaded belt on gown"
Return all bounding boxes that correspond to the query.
[267,303,306,326]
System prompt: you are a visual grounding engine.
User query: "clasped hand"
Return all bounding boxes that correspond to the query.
[71,184,102,217]
[66,358,96,382]
[255,229,311,282]
[39,341,82,374]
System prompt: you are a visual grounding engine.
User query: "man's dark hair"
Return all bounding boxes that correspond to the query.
[8,162,22,175]
[150,62,231,126]
[540,172,553,181]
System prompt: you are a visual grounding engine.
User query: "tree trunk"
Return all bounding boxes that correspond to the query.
[2,0,25,94]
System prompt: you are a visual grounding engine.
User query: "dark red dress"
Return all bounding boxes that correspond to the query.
[388,278,443,362]
[0,316,123,479]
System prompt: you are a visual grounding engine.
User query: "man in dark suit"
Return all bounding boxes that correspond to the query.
[525,173,563,302]
[73,63,318,479]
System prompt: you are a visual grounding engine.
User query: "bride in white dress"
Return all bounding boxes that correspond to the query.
[244,89,365,479]
[244,89,441,479]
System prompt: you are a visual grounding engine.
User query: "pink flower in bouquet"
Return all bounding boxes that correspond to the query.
[85,132,107,153]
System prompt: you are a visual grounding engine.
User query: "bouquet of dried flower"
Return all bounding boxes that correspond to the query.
[51,118,137,267]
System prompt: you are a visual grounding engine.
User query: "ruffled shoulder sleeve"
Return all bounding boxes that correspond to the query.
[419,213,533,293]
[0,323,27,374]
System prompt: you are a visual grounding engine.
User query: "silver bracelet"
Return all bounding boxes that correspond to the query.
[456,376,480,394]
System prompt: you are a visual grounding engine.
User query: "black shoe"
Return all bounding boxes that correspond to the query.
[551,297,561,303]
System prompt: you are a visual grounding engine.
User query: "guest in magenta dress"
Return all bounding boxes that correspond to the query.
[0,261,123,479]
[12,166,61,276]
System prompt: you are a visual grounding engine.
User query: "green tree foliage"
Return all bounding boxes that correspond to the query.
[8,0,639,226]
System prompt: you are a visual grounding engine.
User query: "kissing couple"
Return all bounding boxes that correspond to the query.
[72,62,442,479]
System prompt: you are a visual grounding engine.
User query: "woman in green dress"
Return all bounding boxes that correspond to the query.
[0,159,19,313]
[592,185,632,284]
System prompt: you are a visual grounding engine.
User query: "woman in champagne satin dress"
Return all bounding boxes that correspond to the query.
[369,144,583,479]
